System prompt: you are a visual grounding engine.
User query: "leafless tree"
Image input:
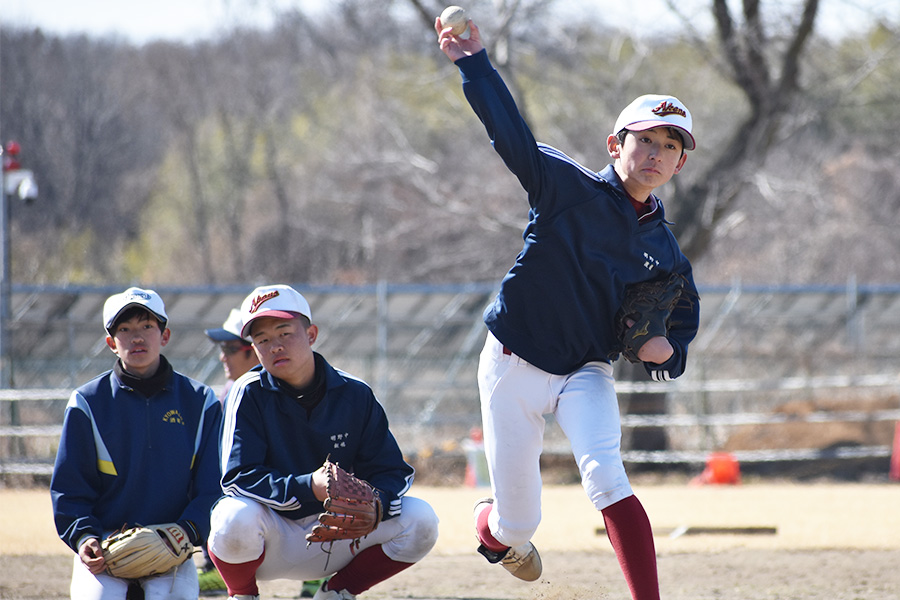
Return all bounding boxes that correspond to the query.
[2,0,897,289]
[663,0,821,260]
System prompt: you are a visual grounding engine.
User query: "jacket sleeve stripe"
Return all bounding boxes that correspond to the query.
[538,143,602,181]
[69,390,118,476]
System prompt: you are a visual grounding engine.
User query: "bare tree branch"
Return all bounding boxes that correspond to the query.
[672,0,821,260]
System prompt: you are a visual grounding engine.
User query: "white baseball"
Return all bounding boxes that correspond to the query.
[440,5,470,38]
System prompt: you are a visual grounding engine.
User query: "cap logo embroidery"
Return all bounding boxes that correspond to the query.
[126,290,152,301]
[249,290,280,314]
[652,100,686,119]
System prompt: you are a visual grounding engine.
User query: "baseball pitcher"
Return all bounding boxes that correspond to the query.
[436,14,700,600]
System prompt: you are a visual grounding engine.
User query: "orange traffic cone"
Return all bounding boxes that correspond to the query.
[691,451,741,486]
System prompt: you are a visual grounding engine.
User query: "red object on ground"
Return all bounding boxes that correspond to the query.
[691,451,741,486]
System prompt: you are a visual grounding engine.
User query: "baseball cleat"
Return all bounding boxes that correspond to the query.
[477,541,543,581]
[473,497,542,581]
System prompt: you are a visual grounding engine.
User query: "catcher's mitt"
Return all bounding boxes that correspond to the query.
[306,458,383,547]
[101,523,194,579]
[613,272,695,364]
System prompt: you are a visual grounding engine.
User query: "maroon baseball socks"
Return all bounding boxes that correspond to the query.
[602,494,660,600]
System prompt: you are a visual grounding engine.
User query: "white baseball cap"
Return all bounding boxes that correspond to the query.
[103,287,168,333]
[613,94,695,151]
[204,308,246,343]
[240,284,312,338]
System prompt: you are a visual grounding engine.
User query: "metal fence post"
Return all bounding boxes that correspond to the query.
[376,280,388,401]
[846,274,863,352]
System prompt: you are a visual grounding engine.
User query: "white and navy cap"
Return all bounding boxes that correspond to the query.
[204,308,246,343]
[239,284,312,339]
[614,94,695,151]
[103,287,168,333]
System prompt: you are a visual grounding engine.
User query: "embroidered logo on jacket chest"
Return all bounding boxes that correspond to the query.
[162,409,185,425]
[643,252,660,271]
[331,432,350,448]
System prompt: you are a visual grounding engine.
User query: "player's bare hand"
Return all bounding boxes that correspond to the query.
[79,537,106,574]
[311,464,329,502]
[636,335,674,365]
[435,18,483,62]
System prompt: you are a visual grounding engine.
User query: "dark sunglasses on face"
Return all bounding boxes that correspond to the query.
[220,343,251,356]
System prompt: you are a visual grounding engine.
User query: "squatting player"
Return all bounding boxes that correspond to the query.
[436,16,700,600]
[207,284,439,600]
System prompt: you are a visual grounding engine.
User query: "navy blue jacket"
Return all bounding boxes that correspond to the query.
[50,364,222,552]
[458,49,699,380]
[220,355,413,521]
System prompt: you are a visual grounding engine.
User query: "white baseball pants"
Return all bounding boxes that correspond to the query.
[69,552,198,600]
[478,331,634,547]
[208,495,438,581]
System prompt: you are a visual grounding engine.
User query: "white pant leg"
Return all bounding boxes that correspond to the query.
[69,553,198,600]
[208,496,269,565]
[209,495,438,581]
[477,332,558,548]
[378,496,440,563]
[142,559,200,600]
[554,361,634,510]
[70,555,129,600]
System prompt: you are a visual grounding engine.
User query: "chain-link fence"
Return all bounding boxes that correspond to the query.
[2,281,899,478]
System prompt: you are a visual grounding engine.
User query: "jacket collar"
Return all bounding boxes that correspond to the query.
[112,354,173,397]
[258,352,346,393]
[597,164,668,221]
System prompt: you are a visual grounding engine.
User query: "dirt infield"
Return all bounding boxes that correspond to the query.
[4,481,900,599]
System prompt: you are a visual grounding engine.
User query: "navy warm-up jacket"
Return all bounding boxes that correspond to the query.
[51,366,222,552]
[220,355,413,521]
[457,49,700,381]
